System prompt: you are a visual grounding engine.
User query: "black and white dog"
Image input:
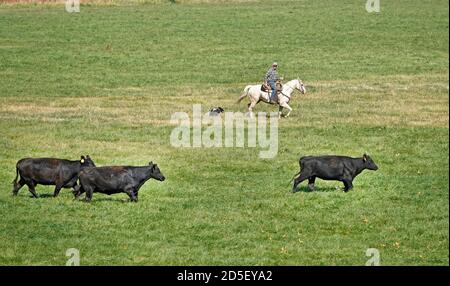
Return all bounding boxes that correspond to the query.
[208,107,225,116]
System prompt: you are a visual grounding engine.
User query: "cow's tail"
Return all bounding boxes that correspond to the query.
[288,156,308,186]
[12,164,19,185]
[288,170,302,186]
[236,85,251,104]
[72,183,84,199]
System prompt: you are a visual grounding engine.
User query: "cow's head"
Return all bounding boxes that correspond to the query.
[149,161,165,182]
[80,155,96,168]
[362,154,378,171]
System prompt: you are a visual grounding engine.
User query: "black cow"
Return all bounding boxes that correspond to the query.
[12,155,96,198]
[75,161,165,202]
[291,154,378,192]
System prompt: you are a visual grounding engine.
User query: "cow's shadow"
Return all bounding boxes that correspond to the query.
[26,193,53,198]
[292,186,339,193]
[75,196,133,204]
[93,197,132,204]
[35,193,53,199]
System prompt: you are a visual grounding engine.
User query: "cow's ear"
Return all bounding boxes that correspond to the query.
[86,155,91,159]
[148,161,153,166]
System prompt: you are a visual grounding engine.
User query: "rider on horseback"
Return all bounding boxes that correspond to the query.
[265,62,280,103]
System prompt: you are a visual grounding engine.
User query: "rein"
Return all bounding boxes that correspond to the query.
[280,81,304,100]
[280,84,297,99]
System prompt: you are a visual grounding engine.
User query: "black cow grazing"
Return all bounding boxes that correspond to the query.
[291,154,378,192]
[75,162,165,202]
[12,155,96,198]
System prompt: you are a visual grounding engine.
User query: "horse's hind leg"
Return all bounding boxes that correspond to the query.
[247,101,257,118]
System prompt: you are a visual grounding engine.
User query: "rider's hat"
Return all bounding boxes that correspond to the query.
[272,62,278,66]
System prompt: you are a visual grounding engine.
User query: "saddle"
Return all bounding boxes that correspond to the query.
[261,81,283,94]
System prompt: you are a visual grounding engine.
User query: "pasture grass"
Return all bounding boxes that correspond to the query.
[0,0,448,265]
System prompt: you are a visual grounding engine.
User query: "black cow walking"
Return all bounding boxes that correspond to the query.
[291,154,378,192]
[12,155,96,198]
[74,161,165,202]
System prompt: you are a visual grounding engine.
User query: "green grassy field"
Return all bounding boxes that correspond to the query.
[0,0,448,265]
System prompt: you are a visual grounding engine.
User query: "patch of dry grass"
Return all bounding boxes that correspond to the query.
[1,73,447,128]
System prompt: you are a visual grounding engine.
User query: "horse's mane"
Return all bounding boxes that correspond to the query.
[285,79,299,85]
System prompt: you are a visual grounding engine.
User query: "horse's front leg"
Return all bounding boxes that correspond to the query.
[280,102,293,117]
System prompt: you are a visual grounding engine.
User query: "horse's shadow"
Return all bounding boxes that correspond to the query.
[292,186,339,193]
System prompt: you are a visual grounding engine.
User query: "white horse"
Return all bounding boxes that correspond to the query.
[237,79,306,118]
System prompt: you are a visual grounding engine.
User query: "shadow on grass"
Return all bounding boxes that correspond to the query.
[35,193,54,198]
[74,196,133,204]
[292,186,339,193]
[19,191,72,199]
[21,193,54,198]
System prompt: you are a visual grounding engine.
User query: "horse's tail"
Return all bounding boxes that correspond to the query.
[236,85,251,104]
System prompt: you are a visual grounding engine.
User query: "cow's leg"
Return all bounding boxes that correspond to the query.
[72,185,80,198]
[124,187,137,202]
[12,178,25,196]
[308,176,316,191]
[343,179,353,192]
[53,172,69,197]
[26,181,39,198]
[292,171,310,192]
[64,176,78,195]
[84,186,94,202]
[53,183,63,197]
[73,184,84,199]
